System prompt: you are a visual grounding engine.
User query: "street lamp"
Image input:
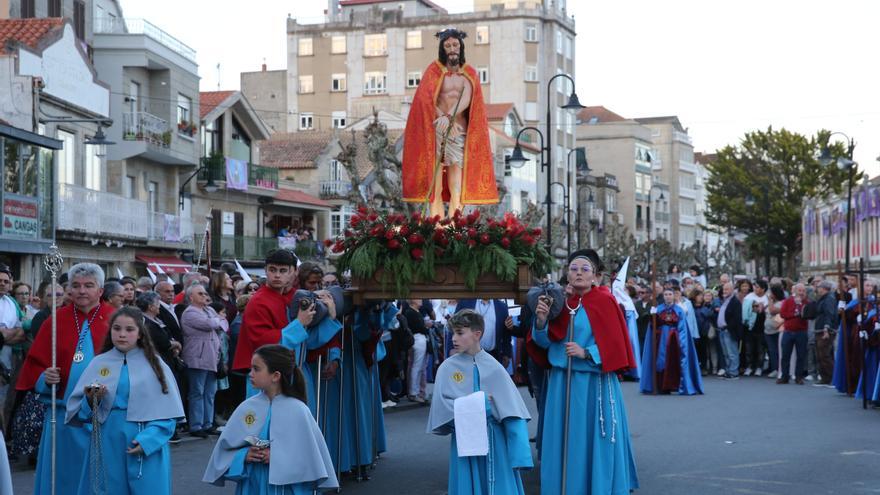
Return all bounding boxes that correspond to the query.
[567,147,590,252]
[576,185,595,250]
[506,126,548,247]
[545,73,585,249]
[179,160,220,209]
[819,132,857,273]
[83,125,115,158]
[647,187,666,274]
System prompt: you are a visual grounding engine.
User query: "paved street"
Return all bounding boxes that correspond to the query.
[12,375,880,494]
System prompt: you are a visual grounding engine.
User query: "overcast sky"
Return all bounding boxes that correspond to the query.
[120,0,880,175]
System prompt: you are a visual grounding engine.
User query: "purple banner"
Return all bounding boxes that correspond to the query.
[225,158,248,191]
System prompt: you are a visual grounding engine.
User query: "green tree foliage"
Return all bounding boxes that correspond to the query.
[705,127,858,273]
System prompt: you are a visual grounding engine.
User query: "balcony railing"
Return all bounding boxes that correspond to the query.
[147,211,193,243]
[123,112,170,147]
[199,156,279,191]
[320,180,350,199]
[673,130,693,145]
[58,183,147,239]
[655,212,671,224]
[93,16,197,63]
[194,234,281,261]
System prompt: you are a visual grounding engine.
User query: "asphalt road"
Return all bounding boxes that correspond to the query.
[11,375,880,494]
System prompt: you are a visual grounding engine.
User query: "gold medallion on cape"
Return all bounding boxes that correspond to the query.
[452,370,464,383]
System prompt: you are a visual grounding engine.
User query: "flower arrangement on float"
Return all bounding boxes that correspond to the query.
[324,206,555,295]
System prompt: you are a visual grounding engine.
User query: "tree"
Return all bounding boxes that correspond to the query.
[705,127,857,276]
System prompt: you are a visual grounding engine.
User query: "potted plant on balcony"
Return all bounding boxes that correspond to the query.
[123,131,136,140]
[162,131,172,147]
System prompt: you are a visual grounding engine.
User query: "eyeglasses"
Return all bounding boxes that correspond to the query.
[568,265,594,274]
[15,291,29,296]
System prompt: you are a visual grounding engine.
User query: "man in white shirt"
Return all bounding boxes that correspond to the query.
[742,280,770,376]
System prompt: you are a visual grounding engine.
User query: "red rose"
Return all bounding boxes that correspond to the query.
[479,233,490,245]
[440,218,452,226]
[467,239,477,248]
[408,233,425,245]
[440,237,449,247]
[385,230,395,240]
[532,228,542,236]
[388,239,401,250]
[357,205,369,215]
[399,225,410,237]
[522,234,535,245]
[350,216,362,227]
[500,237,511,248]
[371,225,385,237]
[332,240,345,253]
[429,215,441,225]
[454,233,464,241]
[410,248,424,260]
[344,230,353,238]
[367,212,378,222]
[467,228,477,238]
[323,238,333,247]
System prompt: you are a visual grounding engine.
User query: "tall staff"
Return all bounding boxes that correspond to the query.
[43,244,63,495]
[335,314,345,493]
[350,320,363,481]
[650,262,658,395]
[560,295,581,495]
[859,259,868,410]
[837,263,853,395]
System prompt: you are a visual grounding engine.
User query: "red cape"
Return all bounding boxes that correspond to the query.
[17,303,114,395]
[526,286,636,373]
[402,61,498,205]
[233,286,294,371]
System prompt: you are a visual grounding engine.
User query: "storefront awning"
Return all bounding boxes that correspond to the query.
[136,254,191,274]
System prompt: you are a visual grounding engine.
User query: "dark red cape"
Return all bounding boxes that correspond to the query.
[16,303,114,396]
[233,286,294,371]
[526,286,636,373]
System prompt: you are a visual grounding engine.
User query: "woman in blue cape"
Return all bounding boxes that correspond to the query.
[66,306,184,495]
[427,309,532,495]
[640,287,703,395]
[204,344,338,493]
[530,249,639,494]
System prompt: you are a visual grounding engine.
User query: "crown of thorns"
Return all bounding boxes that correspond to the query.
[435,28,467,40]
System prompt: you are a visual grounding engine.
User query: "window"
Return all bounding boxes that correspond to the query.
[128,81,140,115]
[364,34,387,56]
[565,35,573,59]
[177,94,191,124]
[556,31,563,54]
[57,129,75,185]
[525,102,537,121]
[84,144,101,190]
[635,174,643,195]
[298,37,313,56]
[331,35,346,54]
[475,26,489,44]
[123,175,136,199]
[298,75,313,94]
[329,160,342,182]
[680,174,696,190]
[299,113,314,130]
[680,199,695,216]
[406,72,421,88]
[477,66,489,84]
[680,148,694,162]
[525,23,537,42]
[406,30,422,49]
[73,0,85,40]
[48,0,62,17]
[331,73,346,92]
[332,111,346,129]
[525,65,537,82]
[331,205,353,237]
[21,0,35,18]
[606,191,616,213]
[364,71,387,95]
[222,211,235,236]
[148,181,158,213]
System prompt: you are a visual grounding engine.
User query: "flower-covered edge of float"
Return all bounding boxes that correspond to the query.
[324,206,556,297]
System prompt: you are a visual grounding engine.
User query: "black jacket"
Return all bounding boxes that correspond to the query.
[159,304,184,344]
[720,295,743,340]
[813,292,839,332]
[457,299,512,360]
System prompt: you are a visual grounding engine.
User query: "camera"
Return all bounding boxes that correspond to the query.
[299,296,315,311]
[538,295,554,307]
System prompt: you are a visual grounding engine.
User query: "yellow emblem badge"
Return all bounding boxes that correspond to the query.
[452,371,464,383]
[99,367,110,377]
[244,411,257,426]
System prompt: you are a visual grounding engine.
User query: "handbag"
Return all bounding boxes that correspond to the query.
[771,314,784,330]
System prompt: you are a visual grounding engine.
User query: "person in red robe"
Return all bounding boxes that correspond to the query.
[16,263,114,494]
[232,250,299,372]
[402,28,498,217]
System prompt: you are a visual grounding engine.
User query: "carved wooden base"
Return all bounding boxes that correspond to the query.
[348,264,533,304]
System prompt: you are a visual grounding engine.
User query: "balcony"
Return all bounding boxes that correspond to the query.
[194,234,280,261]
[679,214,697,226]
[123,112,170,147]
[147,211,194,244]
[679,160,697,174]
[679,186,697,199]
[655,212,671,224]
[320,180,351,199]
[198,156,279,192]
[673,130,693,145]
[93,17,197,63]
[58,183,147,239]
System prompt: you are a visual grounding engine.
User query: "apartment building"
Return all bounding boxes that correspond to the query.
[635,116,697,248]
[242,0,578,221]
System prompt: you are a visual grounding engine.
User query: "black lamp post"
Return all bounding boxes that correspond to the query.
[647,186,666,274]
[506,126,548,247]
[545,74,585,250]
[819,132,857,273]
[179,160,219,209]
[746,184,771,277]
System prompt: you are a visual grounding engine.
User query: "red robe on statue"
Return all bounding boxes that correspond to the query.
[526,286,637,374]
[402,60,498,205]
[17,303,114,396]
[232,285,294,371]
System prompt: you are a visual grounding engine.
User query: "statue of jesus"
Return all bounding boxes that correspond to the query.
[402,28,498,218]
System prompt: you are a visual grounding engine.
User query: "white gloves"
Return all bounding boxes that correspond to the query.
[838,301,847,311]
[857,315,863,324]
[875,322,880,331]
[650,307,658,315]
[860,330,869,340]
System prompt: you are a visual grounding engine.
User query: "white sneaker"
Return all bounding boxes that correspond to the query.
[768,370,778,379]
[805,375,815,381]
[716,369,726,377]
[755,368,763,377]
[382,400,396,409]
[744,369,753,377]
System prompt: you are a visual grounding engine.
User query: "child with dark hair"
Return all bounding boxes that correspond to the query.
[66,306,184,494]
[204,344,338,493]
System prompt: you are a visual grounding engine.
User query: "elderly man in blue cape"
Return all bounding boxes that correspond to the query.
[640,287,703,395]
[320,301,396,478]
[65,313,184,494]
[832,280,864,394]
[611,257,642,380]
[427,308,532,494]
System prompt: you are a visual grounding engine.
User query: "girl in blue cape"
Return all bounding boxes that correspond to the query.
[66,306,185,495]
[427,308,533,495]
[204,344,338,494]
[639,287,703,395]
